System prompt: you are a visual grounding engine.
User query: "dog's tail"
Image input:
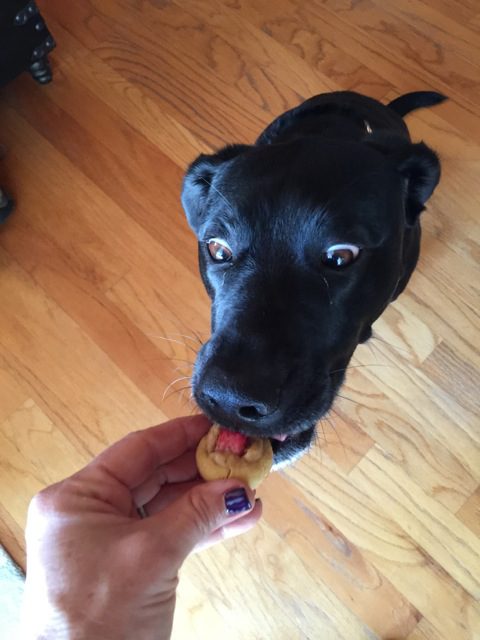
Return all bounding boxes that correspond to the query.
[387,91,447,117]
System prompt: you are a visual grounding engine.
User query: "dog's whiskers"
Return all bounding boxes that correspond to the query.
[171,384,193,395]
[188,404,201,417]
[336,393,362,407]
[365,339,377,360]
[330,363,395,375]
[370,334,411,355]
[312,425,324,463]
[167,331,204,347]
[169,357,195,372]
[191,328,207,346]
[325,412,347,459]
[176,386,196,410]
[319,420,327,446]
[200,177,235,215]
[148,334,199,355]
[172,358,194,368]
[165,384,193,405]
[173,366,194,379]
[162,376,191,402]
[321,275,332,306]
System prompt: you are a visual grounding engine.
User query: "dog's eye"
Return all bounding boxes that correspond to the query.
[321,244,360,268]
[207,238,233,262]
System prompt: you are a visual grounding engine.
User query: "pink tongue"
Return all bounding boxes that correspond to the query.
[272,434,288,442]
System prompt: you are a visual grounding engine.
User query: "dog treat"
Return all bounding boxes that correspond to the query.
[196,424,273,489]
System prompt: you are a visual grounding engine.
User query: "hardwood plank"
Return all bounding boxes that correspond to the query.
[370,0,480,61]
[351,446,480,599]
[315,407,374,474]
[457,488,480,537]
[46,2,300,147]
[0,399,89,529]
[0,106,206,414]
[406,617,449,640]
[0,353,29,426]
[0,1,478,637]
[225,0,480,142]
[353,347,479,472]
[3,76,199,277]
[175,522,379,640]
[0,249,164,456]
[286,455,480,640]
[420,0,480,30]
[312,0,480,106]
[39,18,207,167]
[332,362,477,512]
[173,0,393,100]
[421,341,480,417]
[259,473,421,639]
[0,500,26,571]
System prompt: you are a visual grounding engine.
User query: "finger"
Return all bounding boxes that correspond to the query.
[90,414,211,489]
[144,480,260,562]
[132,450,199,507]
[194,499,263,552]
[141,479,203,513]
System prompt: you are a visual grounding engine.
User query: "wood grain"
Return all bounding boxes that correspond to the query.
[0,1,479,638]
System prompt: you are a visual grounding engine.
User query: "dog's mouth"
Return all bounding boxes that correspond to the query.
[191,346,343,464]
[209,423,316,466]
[193,386,319,462]
[269,426,316,466]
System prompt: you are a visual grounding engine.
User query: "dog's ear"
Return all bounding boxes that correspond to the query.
[181,144,249,234]
[392,142,441,226]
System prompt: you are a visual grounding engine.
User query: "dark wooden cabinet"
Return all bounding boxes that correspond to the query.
[1,1,56,221]
[0,0,56,87]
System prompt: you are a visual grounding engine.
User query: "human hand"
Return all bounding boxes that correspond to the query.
[21,415,262,640]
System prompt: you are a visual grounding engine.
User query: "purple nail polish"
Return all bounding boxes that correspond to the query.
[224,488,251,515]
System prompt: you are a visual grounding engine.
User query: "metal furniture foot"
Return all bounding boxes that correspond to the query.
[0,188,15,223]
[29,55,52,84]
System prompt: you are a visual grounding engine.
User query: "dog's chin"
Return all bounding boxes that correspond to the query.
[270,425,316,468]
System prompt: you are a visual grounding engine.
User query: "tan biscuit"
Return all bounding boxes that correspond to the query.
[196,424,273,489]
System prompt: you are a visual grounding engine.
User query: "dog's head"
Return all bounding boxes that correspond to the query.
[182,134,440,464]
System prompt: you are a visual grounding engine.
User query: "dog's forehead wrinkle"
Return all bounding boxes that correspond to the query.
[212,166,403,250]
[236,138,384,182]
[200,194,250,245]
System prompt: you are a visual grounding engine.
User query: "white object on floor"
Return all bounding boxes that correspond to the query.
[0,545,24,640]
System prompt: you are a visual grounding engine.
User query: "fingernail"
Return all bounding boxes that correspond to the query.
[224,488,252,515]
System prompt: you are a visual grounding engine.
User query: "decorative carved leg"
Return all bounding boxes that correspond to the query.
[29,55,52,84]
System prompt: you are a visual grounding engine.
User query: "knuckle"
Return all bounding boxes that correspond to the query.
[28,479,70,518]
[26,487,59,533]
[29,486,54,515]
[186,488,217,536]
[216,525,227,541]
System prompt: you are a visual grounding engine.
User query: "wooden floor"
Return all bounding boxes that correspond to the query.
[1,1,479,638]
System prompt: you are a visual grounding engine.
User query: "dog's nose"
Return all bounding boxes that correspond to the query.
[199,384,277,423]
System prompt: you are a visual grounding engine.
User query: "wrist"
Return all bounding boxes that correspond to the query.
[23,615,120,640]
[22,591,176,640]
[22,590,116,640]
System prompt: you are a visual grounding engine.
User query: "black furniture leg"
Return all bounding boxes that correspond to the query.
[29,54,52,84]
[0,187,15,223]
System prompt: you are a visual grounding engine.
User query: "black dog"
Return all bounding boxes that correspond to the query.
[181,90,445,466]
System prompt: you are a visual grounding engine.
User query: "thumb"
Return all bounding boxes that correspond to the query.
[148,480,261,561]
